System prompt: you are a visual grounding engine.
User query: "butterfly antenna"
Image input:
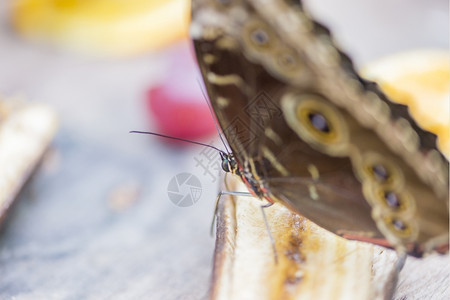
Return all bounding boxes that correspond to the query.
[129,131,224,153]
[196,78,231,154]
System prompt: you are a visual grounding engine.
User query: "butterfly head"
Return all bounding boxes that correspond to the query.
[220,151,240,176]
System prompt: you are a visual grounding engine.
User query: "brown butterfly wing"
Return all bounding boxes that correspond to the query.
[191,0,449,256]
[192,10,384,240]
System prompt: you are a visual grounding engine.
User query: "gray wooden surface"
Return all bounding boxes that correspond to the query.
[0,1,448,299]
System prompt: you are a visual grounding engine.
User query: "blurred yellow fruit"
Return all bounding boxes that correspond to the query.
[11,0,191,56]
[363,50,450,158]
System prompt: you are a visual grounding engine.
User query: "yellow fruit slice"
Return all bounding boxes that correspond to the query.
[362,50,450,158]
[12,0,191,56]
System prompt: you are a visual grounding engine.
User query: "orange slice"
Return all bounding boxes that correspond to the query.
[11,0,191,56]
[362,50,450,157]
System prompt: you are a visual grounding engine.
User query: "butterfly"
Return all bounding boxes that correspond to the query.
[190,0,449,257]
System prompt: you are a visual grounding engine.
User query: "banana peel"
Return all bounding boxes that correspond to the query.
[0,98,58,225]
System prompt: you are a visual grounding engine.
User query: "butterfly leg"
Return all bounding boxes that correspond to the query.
[210,172,255,235]
[383,250,407,300]
[210,190,255,236]
[210,190,279,263]
[210,191,222,237]
[260,201,279,264]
